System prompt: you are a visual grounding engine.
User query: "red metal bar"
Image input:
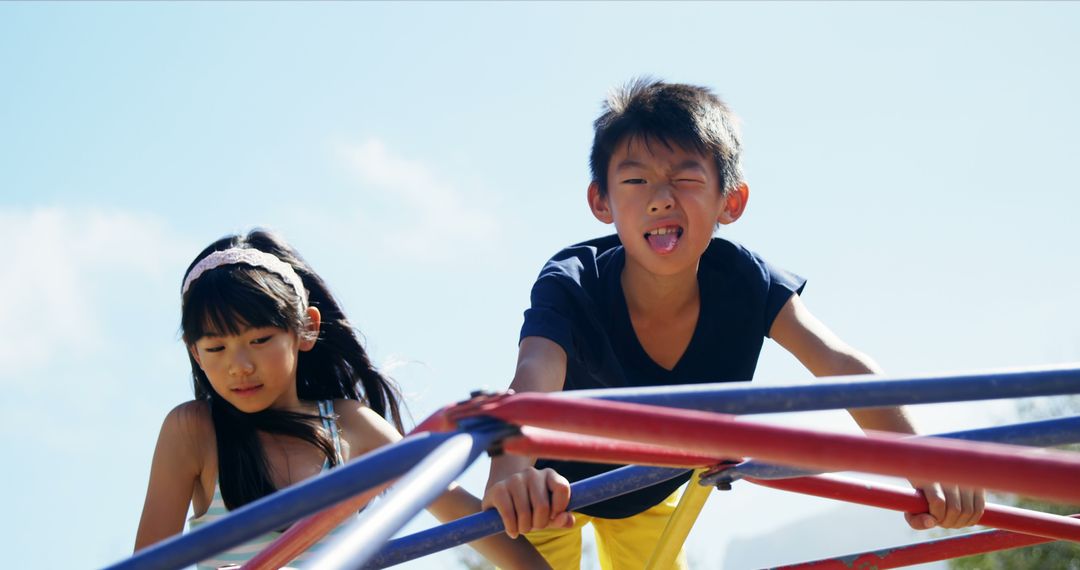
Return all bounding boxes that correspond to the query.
[506,426,1080,541]
[410,405,456,434]
[448,393,1080,505]
[502,426,727,468]
[750,474,1080,542]
[776,515,1079,569]
[507,423,1080,543]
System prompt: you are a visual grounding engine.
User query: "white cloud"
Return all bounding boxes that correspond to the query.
[0,207,190,377]
[338,139,502,262]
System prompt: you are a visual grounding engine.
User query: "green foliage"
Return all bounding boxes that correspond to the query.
[949,496,1080,569]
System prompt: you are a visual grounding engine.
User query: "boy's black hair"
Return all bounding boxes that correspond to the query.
[181,229,405,510]
[589,78,745,197]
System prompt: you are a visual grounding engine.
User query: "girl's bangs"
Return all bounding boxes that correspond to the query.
[182,268,295,342]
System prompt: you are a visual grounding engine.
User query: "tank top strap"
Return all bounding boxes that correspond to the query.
[317,400,345,466]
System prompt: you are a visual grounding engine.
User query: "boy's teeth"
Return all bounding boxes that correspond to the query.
[647,227,679,237]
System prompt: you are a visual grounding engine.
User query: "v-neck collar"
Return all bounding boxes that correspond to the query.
[609,248,709,377]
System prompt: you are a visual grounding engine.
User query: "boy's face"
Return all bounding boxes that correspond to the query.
[589,136,746,278]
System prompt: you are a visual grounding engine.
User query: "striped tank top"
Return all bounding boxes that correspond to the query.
[188,400,351,570]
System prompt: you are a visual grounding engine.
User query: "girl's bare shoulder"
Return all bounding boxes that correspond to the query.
[166,400,212,431]
[331,399,401,456]
[159,400,215,456]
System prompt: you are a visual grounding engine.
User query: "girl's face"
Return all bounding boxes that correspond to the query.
[190,324,312,413]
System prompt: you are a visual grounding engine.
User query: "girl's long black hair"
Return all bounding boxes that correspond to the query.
[181,229,404,510]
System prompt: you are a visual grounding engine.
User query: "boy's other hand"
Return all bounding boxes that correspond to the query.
[482,467,574,538]
[905,482,985,530]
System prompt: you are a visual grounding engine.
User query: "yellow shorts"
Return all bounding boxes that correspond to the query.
[525,488,688,570]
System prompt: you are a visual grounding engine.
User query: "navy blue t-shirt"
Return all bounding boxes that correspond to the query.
[520,234,806,519]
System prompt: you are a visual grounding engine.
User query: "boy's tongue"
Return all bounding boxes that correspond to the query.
[647,232,679,254]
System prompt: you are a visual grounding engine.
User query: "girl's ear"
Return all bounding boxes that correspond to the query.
[588,181,614,224]
[188,344,203,368]
[299,306,322,352]
[717,183,749,225]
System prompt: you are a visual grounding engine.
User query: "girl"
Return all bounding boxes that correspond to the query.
[134,229,548,569]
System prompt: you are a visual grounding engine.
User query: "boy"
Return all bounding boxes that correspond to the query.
[482,79,983,569]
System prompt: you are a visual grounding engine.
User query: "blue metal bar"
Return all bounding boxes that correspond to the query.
[704,415,1080,483]
[365,465,690,569]
[106,431,459,570]
[929,415,1080,446]
[309,419,510,570]
[556,364,1080,414]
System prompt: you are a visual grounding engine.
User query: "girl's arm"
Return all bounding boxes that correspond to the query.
[428,485,552,569]
[134,402,206,551]
[336,400,551,569]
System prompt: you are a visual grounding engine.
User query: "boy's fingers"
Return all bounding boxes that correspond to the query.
[904,482,943,529]
[508,475,535,536]
[545,469,572,516]
[528,471,551,531]
[954,487,984,528]
[485,486,520,538]
[484,467,575,538]
[904,512,936,530]
[552,511,575,529]
[939,485,962,528]
[480,485,500,512]
[919,482,946,524]
[955,488,977,527]
[972,488,986,522]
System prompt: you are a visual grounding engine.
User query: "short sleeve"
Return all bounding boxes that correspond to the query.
[520,276,578,359]
[761,257,806,338]
[518,244,606,360]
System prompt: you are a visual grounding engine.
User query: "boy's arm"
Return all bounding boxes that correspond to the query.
[769,294,985,530]
[482,336,574,538]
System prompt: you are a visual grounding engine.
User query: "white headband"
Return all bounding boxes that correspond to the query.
[182,248,306,301]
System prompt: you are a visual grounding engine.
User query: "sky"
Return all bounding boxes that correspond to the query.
[1,2,1078,569]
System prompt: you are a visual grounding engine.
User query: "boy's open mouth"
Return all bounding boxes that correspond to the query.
[644,225,683,254]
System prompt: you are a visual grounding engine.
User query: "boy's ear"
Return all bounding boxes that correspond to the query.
[717,183,749,225]
[188,344,203,368]
[299,306,322,352]
[587,181,614,224]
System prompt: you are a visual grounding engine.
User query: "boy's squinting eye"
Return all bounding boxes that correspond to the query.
[621,178,647,185]
[203,345,225,353]
[251,335,273,345]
